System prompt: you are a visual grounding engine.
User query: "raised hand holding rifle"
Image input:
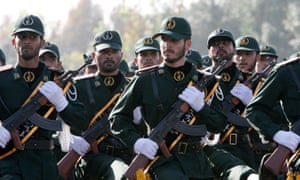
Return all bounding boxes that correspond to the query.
[0,54,92,158]
[124,58,227,180]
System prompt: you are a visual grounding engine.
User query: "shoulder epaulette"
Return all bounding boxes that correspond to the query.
[0,64,13,72]
[136,65,160,74]
[73,73,95,81]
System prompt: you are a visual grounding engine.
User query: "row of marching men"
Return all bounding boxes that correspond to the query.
[0,13,299,180]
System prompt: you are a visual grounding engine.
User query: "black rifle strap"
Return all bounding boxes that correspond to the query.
[150,71,164,112]
[85,80,96,105]
[287,65,300,92]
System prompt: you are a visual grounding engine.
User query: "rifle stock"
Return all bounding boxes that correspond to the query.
[263,145,289,175]
[57,150,81,179]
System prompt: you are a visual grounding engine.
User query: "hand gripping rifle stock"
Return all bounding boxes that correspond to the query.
[263,120,300,175]
[0,54,92,155]
[57,114,110,179]
[123,58,228,180]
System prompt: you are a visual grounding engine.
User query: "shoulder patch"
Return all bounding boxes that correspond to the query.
[0,64,13,72]
[73,73,95,81]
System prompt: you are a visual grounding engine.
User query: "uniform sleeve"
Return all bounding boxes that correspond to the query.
[109,78,143,146]
[245,68,286,140]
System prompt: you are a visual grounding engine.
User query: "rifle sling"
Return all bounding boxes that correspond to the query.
[151,71,164,113]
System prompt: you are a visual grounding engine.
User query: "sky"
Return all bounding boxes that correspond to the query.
[1,0,117,23]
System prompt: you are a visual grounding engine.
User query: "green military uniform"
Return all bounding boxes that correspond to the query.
[0,62,87,180]
[110,61,228,179]
[0,14,87,180]
[69,30,133,180]
[245,58,300,179]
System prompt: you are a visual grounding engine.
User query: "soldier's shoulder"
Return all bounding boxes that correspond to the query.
[73,73,95,81]
[136,65,160,75]
[0,64,14,73]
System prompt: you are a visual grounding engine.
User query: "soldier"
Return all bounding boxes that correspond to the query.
[256,45,278,73]
[0,14,88,180]
[133,36,162,70]
[109,16,228,180]
[68,30,132,180]
[203,28,258,179]
[39,42,62,71]
[185,49,203,70]
[245,51,300,179]
[0,48,6,66]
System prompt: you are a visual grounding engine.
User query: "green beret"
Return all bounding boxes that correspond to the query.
[135,37,160,53]
[260,45,277,57]
[12,14,44,37]
[93,30,122,51]
[235,35,259,53]
[153,16,191,40]
[39,42,60,59]
[207,28,235,48]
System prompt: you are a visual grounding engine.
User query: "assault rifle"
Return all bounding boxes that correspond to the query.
[263,120,300,175]
[124,58,228,180]
[223,59,276,122]
[57,114,110,179]
[0,54,92,159]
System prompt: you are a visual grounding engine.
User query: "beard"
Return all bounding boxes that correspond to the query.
[214,48,234,62]
[20,47,39,61]
[99,60,118,73]
[164,48,186,64]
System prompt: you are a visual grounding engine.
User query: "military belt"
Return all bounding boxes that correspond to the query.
[24,139,54,150]
[222,133,251,146]
[173,141,202,155]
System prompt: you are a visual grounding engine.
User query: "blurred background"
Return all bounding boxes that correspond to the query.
[1,0,299,69]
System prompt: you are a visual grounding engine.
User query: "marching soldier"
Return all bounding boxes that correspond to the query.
[0,14,88,180]
[39,42,62,71]
[202,28,258,179]
[109,16,228,180]
[245,50,300,179]
[68,30,132,180]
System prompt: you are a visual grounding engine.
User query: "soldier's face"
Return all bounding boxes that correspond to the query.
[234,50,259,73]
[160,35,190,64]
[134,50,161,69]
[94,48,123,74]
[208,38,235,63]
[12,31,44,61]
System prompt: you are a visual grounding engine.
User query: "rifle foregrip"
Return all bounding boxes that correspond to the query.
[124,154,150,180]
[57,150,81,179]
[264,145,290,175]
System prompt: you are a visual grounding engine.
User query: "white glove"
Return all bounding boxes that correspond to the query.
[70,134,90,156]
[178,86,205,112]
[134,138,158,160]
[200,132,220,146]
[0,126,10,148]
[230,83,253,105]
[273,130,300,152]
[133,106,142,125]
[39,81,69,112]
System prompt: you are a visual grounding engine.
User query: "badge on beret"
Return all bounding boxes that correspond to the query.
[239,38,249,46]
[173,71,184,81]
[166,20,176,30]
[102,31,113,40]
[221,72,231,82]
[23,16,34,26]
[262,46,270,51]
[104,76,114,86]
[23,71,35,83]
[144,38,153,45]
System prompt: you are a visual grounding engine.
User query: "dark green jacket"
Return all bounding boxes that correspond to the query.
[0,63,87,180]
[110,62,227,178]
[245,61,300,141]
